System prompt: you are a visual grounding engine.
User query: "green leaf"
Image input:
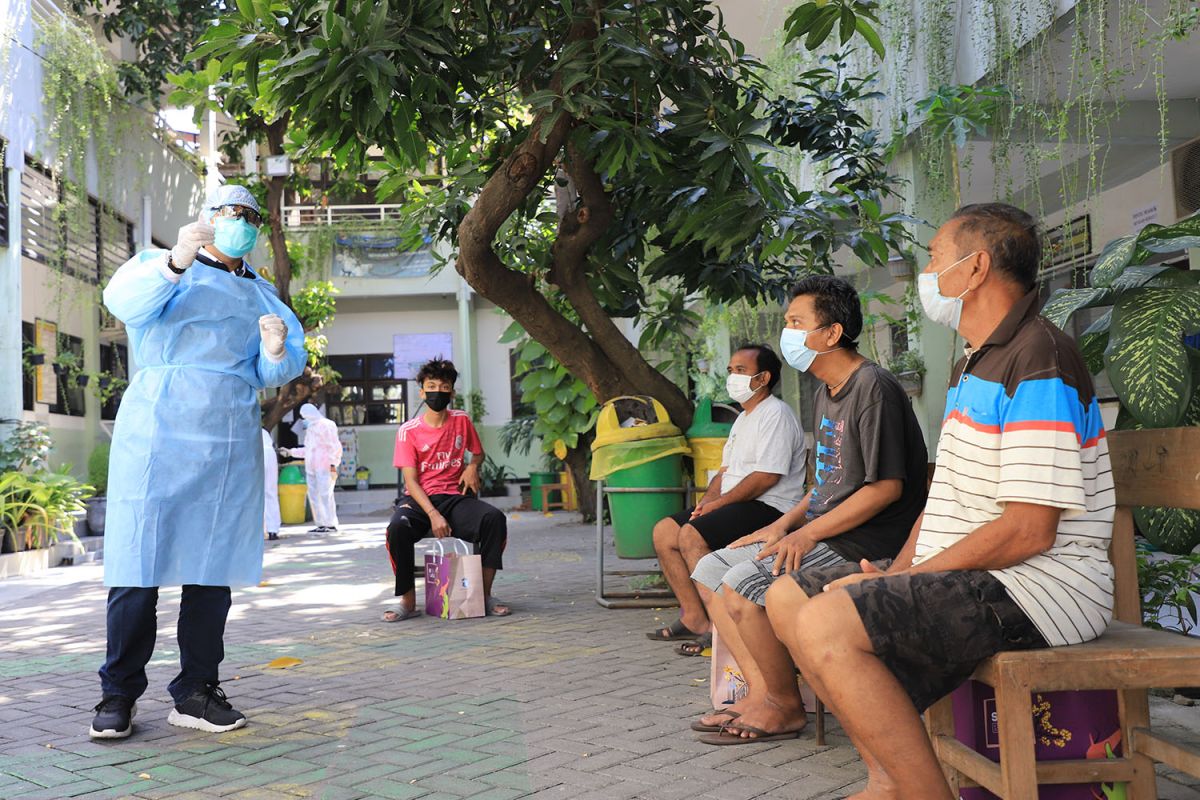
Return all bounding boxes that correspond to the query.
[1105,288,1200,428]
[1134,506,1200,555]
[805,8,839,51]
[1089,234,1139,287]
[498,320,525,344]
[1108,264,1177,292]
[1079,330,1108,375]
[854,16,886,58]
[1137,213,1200,254]
[1040,288,1112,329]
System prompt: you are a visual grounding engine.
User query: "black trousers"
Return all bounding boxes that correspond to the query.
[386,494,508,596]
[98,585,232,705]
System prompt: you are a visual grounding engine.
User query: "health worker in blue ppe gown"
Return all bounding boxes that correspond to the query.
[89,185,306,741]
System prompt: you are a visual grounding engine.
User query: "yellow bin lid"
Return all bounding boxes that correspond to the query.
[592,395,683,449]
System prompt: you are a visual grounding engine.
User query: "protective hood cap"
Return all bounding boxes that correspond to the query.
[299,403,321,420]
[203,184,261,215]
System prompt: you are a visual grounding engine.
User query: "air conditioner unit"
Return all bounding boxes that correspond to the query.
[1171,136,1200,218]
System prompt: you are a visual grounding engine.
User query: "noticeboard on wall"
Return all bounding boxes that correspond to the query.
[332,233,435,278]
[34,318,57,404]
[393,333,453,380]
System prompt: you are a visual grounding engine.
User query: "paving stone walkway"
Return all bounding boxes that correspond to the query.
[1,510,1197,799]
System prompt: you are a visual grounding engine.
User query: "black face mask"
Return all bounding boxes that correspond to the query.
[425,391,452,412]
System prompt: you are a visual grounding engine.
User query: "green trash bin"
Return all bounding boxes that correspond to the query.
[529,470,561,511]
[278,464,308,524]
[685,397,738,505]
[590,396,692,559]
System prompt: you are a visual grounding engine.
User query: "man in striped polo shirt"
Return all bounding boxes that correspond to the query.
[764,203,1114,799]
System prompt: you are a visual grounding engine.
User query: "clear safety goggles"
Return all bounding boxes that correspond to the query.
[212,204,264,228]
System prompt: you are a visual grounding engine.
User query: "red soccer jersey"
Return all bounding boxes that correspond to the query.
[393,410,483,497]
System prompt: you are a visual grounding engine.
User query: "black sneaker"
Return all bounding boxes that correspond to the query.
[90,695,135,739]
[167,685,246,733]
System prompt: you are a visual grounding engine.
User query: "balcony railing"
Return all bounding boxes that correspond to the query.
[281,203,407,229]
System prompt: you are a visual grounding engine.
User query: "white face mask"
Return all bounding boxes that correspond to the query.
[779,325,836,372]
[725,371,764,404]
[918,250,979,330]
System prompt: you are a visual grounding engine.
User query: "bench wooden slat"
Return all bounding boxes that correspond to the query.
[1132,728,1200,778]
[1108,428,1200,511]
[933,737,1003,796]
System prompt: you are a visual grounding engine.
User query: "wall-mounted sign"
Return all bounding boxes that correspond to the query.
[34,318,57,404]
[1043,215,1092,267]
[263,155,291,176]
[393,333,453,380]
[1131,203,1159,233]
[332,233,435,279]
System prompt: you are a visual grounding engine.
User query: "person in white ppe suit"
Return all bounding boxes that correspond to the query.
[283,404,343,533]
[90,184,306,741]
[262,429,281,540]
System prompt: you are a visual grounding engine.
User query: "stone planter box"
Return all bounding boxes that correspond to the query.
[0,547,50,579]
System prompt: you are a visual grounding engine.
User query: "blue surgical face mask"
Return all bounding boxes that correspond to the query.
[212,216,259,259]
[918,250,979,330]
[779,325,836,372]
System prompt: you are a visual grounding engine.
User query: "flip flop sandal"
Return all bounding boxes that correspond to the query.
[646,619,702,641]
[485,596,512,617]
[381,607,421,623]
[677,632,713,656]
[690,709,740,733]
[697,722,804,746]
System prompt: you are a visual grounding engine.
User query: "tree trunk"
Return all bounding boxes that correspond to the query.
[263,115,292,304]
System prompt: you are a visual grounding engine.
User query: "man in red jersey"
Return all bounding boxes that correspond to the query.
[382,358,511,622]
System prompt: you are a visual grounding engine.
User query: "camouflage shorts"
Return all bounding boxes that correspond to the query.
[790,562,1049,711]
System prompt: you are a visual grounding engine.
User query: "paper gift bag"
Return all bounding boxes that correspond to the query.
[708,630,823,717]
[424,538,485,619]
[709,630,749,709]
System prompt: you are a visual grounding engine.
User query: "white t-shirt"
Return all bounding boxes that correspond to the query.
[720,394,807,514]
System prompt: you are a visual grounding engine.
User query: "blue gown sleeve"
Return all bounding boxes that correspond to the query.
[102,249,181,328]
[253,285,308,389]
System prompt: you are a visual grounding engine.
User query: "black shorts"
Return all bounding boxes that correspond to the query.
[669,500,783,551]
[791,562,1049,711]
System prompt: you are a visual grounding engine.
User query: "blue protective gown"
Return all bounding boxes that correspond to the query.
[102,249,307,587]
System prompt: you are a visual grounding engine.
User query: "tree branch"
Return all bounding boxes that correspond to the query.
[550,142,693,427]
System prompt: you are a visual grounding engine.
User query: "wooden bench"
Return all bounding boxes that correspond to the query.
[925,427,1200,798]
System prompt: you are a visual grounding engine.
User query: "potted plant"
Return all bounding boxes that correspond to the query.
[1043,209,1200,556]
[86,442,110,536]
[886,350,925,397]
[0,469,91,575]
[477,456,517,498]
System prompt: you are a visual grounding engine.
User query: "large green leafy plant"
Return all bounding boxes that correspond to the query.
[1043,211,1200,553]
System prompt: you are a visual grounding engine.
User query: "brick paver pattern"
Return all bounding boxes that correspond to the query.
[1,512,1196,799]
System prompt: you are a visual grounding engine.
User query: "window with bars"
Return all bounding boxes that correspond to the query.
[99,341,129,420]
[19,159,134,283]
[325,354,408,426]
[21,321,33,411]
[50,333,86,417]
[0,139,8,248]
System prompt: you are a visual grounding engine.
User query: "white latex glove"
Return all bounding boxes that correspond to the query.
[170,222,215,271]
[259,314,288,362]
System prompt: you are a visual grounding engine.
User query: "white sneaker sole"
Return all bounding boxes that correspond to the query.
[167,708,247,733]
[89,702,136,739]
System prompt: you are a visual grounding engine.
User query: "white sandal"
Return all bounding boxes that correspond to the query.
[381,607,421,623]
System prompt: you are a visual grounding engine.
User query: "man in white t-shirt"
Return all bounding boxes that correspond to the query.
[647,345,806,647]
